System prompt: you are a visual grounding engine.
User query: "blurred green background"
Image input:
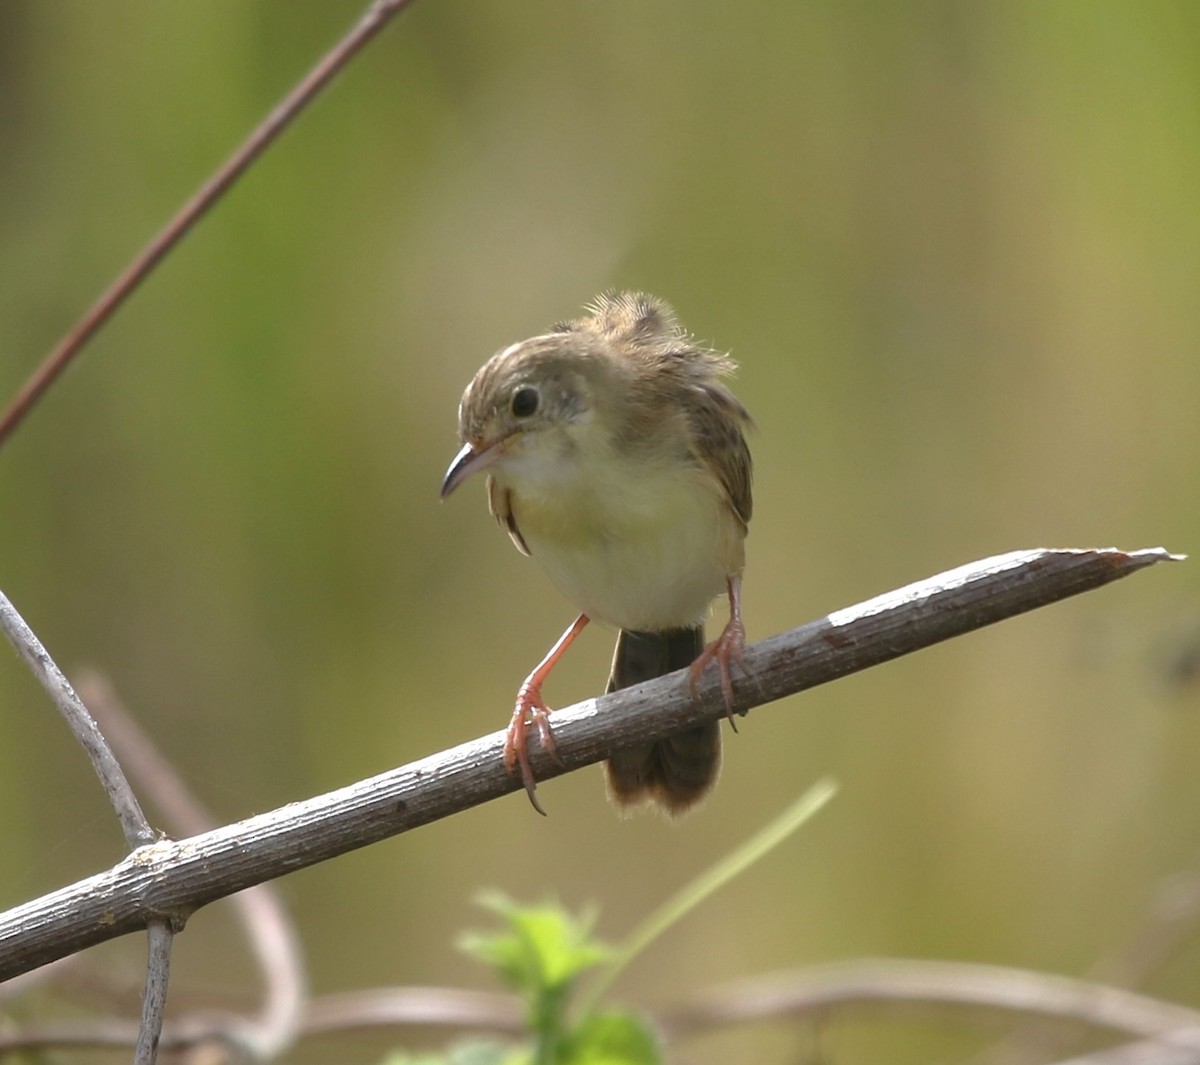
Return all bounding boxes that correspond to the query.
[2,3,1198,1062]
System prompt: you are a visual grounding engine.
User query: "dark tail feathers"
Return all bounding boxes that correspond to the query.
[604,627,721,816]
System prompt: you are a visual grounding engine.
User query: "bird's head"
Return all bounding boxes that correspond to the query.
[440,332,622,499]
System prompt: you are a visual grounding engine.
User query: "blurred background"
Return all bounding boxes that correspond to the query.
[1,3,1198,1062]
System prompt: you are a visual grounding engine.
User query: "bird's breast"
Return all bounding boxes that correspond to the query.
[499,452,744,631]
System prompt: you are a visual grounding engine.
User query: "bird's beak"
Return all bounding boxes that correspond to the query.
[440,439,504,499]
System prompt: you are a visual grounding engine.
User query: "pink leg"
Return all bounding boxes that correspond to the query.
[689,576,746,722]
[505,613,589,815]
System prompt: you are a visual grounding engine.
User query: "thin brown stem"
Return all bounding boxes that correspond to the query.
[0,0,421,449]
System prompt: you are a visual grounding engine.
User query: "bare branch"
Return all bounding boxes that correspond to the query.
[299,987,524,1037]
[8,956,1199,1060]
[78,673,308,1061]
[1051,1041,1200,1065]
[0,547,1181,982]
[1092,870,1200,993]
[1,9,430,1057]
[0,986,525,1055]
[0,592,153,848]
[0,1020,145,1055]
[0,0,421,449]
[133,922,174,1065]
[975,866,1200,1065]
[654,959,1200,1052]
[0,599,177,1061]
[1050,1041,1200,1065]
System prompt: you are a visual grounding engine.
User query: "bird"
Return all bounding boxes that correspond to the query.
[440,291,753,816]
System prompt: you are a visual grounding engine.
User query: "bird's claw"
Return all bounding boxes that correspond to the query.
[504,685,563,816]
[689,615,747,729]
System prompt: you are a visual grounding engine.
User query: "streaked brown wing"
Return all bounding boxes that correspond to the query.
[683,384,753,529]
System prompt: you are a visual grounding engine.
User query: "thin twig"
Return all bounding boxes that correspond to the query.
[299,987,524,1038]
[0,987,525,1055]
[0,1020,147,1054]
[1091,870,1200,994]
[0,592,153,848]
[0,547,1181,982]
[0,0,421,449]
[7,957,1200,1060]
[77,673,308,1060]
[1049,1041,1200,1065]
[976,867,1200,1065]
[653,959,1200,1051]
[134,922,174,1065]
[0,596,173,1061]
[2,10,427,1063]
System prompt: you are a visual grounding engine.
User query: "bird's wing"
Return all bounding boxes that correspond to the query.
[683,384,754,530]
[487,475,531,556]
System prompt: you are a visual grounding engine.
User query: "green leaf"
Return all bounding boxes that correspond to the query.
[460,893,612,996]
[380,1038,528,1065]
[559,1011,661,1065]
[447,1040,529,1065]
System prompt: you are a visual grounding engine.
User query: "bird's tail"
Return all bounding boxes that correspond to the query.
[604,627,721,816]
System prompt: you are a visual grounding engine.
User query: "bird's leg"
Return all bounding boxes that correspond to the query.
[690,576,746,724]
[505,613,589,814]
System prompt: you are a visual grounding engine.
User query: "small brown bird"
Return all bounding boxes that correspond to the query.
[440,292,753,815]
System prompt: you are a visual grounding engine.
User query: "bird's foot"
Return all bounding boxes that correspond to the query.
[689,614,746,727]
[504,682,564,816]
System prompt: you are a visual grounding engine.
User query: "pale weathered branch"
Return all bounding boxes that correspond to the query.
[8,957,1200,1058]
[77,673,309,1060]
[973,866,1200,1065]
[1049,1041,1200,1065]
[0,593,153,849]
[0,594,174,1061]
[298,987,524,1038]
[0,547,1181,983]
[133,922,173,1065]
[654,958,1200,1051]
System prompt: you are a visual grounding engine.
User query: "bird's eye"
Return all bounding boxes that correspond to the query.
[511,385,539,418]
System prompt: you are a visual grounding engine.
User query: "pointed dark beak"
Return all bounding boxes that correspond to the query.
[440,440,503,499]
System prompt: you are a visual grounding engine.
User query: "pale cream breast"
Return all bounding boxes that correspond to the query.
[498,440,744,631]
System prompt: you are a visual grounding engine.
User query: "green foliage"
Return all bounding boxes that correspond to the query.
[459,893,612,1001]
[386,894,657,1065]
[457,893,658,1065]
[382,783,837,1065]
[557,1013,660,1064]
[382,1043,527,1065]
